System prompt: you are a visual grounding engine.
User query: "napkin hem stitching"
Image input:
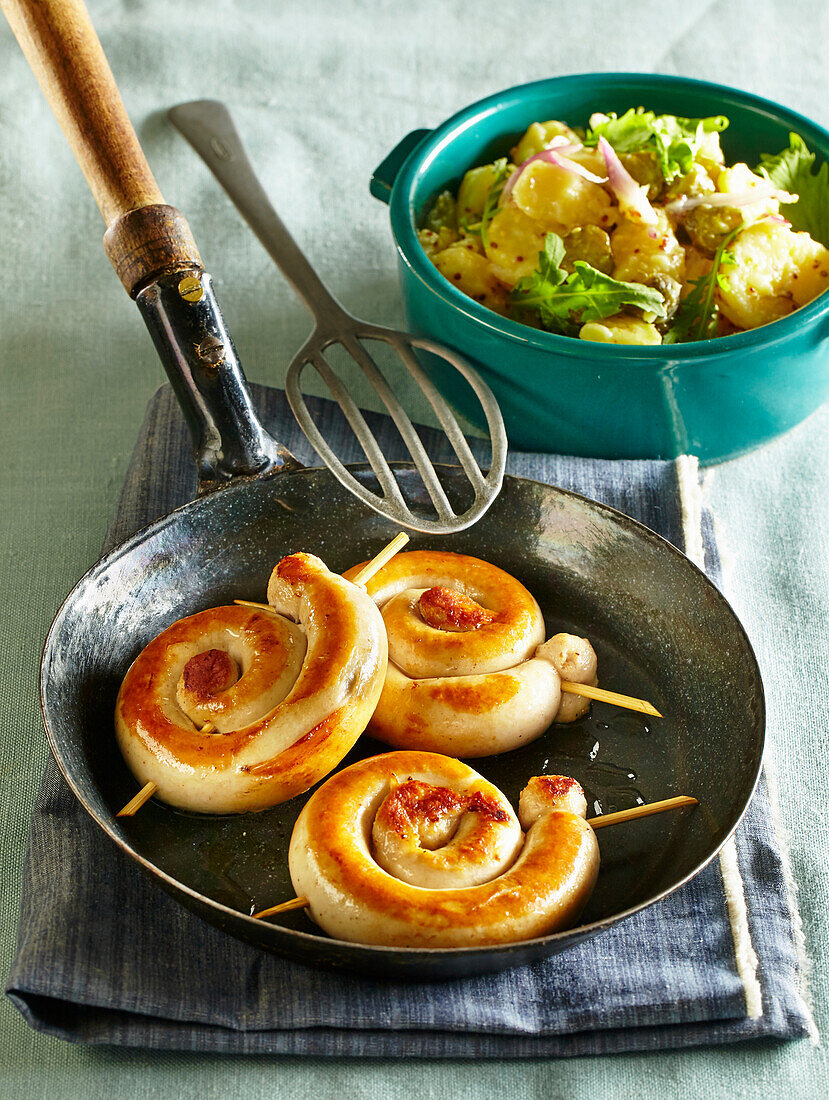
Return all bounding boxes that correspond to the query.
[707,495,820,1044]
[676,455,763,1020]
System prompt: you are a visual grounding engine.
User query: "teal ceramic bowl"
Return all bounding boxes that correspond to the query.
[371,74,829,462]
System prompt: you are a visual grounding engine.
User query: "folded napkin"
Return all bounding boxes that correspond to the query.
[6,384,813,1055]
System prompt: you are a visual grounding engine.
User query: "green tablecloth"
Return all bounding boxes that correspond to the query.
[1,0,827,1095]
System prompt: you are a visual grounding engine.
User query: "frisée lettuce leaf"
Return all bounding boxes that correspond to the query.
[756,133,829,246]
[584,108,729,183]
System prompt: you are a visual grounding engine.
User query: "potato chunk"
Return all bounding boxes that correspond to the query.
[457,163,504,221]
[716,222,793,329]
[511,161,615,235]
[717,222,829,329]
[579,316,662,345]
[564,146,607,179]
[484,206,548,286]
[418,226,459,258]
[432,242,507,312]
[511,120,579,163]
[787,232,829,306]
[612,210,685,285]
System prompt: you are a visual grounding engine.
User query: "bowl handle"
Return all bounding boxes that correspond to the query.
[370,129,432,203]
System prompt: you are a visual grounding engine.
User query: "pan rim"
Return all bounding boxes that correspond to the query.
[39,461,766,961]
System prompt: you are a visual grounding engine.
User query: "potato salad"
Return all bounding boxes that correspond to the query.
[419,110,829,343]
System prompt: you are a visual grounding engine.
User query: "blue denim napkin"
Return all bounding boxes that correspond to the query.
[5,384,813,1055]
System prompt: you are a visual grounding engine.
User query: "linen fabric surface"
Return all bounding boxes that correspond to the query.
[5,384,812,1056]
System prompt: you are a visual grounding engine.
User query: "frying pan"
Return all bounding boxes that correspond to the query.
[11,0,764,979]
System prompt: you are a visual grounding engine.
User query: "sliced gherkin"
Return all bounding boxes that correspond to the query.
[562,226,614,275]
[649,274,683,321]
[424,190,457,234]
[619,151,664,200]
[685,205,743,254]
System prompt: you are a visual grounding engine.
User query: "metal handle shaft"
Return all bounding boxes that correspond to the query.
[137,271,294,492]
[168,100,346,327]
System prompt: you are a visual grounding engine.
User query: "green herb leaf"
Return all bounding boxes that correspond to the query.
[715,248,737,292]
[511,232,666,332]
[532,232,568,288]
[586,109,657,152]
[584,109,729,183]
[665,227,740,343]
[756,133,829,246]
[461,158,512,249]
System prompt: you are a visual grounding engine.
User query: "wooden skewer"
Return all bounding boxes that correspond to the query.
[116,781,157,817]
[234,598,276,614]
[252,895,310,919]
[560,681,661,718]
[587,795,697,830]
[251,794,697,919]
[233,532,411,618]
[350,531,410,588]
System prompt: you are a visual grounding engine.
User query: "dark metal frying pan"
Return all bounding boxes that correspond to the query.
[43,459,764,979]
[12,0,764,980]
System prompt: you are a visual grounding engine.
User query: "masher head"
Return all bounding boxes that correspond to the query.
[285,322,507,534]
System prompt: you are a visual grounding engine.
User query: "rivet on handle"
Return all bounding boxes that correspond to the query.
[178,274,204,302]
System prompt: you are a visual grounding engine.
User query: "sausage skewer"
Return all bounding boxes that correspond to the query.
[114,532,410,818]
[252,792,699,923]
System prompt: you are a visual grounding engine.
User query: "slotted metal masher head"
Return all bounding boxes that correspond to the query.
[168,100,507,534]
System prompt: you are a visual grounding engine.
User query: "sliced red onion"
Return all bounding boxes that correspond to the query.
[757,213,792,228]
[597,136,658,226]
[665,186,797,216]
[551,151,608,183]
[500,140,607,204]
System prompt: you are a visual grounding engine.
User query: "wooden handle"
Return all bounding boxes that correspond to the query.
[2,0,201,294]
